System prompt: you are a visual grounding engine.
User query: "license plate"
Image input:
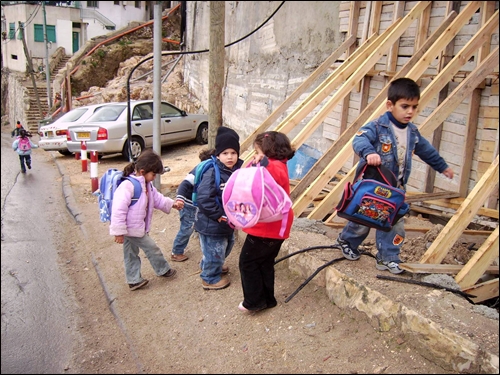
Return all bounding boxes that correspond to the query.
[77,132,91,139]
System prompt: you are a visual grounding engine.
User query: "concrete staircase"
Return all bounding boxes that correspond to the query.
[25,54,71,132]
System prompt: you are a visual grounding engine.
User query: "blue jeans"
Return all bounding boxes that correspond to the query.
[123,234,170,284]
[172,204,197,255]
[198,232,234,284]
[19,154,31,172]
[339,218,405,263]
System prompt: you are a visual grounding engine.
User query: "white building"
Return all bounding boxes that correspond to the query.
[1,1,150,73]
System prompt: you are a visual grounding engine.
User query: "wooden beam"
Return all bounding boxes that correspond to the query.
[421,199,499,219]
[339,1,361,135]
[414,9,499,120]
[385,1,406,84]
[289,10,458,202]
[420,156,499,264]
[418,46,500,137]
[459,91,481,197]
[461,278,499,303]
[405,191,460,203]
[414,1,432,49]
[424,2,461,193]
[324,222,494,237]
[400,263,499,275]
[455,227,499,288]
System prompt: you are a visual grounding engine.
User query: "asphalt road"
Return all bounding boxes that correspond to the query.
[1,129,75,373]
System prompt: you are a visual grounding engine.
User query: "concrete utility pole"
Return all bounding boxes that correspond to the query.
[19,21,43,120]
[208,1,225,149]
[153,1,162,189]
[42,1,52,110]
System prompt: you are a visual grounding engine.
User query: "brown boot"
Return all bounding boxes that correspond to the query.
[202,276,230,290]
[171,254,189,262]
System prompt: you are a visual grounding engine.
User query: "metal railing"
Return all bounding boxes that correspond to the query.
[80,7,115,29]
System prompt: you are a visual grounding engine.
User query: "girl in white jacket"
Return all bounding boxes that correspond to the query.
[12,129,38,173]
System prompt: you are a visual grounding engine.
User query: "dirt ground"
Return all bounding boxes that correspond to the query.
[40,139,498,374]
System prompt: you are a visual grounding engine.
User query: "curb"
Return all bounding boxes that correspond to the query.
[53,155,146,374]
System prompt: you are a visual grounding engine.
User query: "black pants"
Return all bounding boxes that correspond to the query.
[239,234,284,311]
[19,154,31,172]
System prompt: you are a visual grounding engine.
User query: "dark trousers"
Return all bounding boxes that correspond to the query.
[19,154,31,172]
[239,234,284,311]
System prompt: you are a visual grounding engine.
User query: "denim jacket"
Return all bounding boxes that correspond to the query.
[353,112,449,188]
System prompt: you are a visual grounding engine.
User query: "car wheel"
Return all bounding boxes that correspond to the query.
[58,149,73,156]
[123,136,144,161]
[196,122,209,144]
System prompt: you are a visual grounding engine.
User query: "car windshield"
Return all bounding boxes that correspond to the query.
[86,105,126,122]
[54,108,89,123]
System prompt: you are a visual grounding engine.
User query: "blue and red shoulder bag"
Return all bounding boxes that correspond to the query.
[335,162,410,232]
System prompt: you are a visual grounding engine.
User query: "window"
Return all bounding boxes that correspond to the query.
[114,1,119,4]
[34,24,56,43]
[9,22,15,39]
[87,1,98,8]
[135,1,141,9]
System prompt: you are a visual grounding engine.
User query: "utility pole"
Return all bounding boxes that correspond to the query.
[153,1,162,189]
[19,21,43,121]
[208,1,225,148]
[43,1,52,110]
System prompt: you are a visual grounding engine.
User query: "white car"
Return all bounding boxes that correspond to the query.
[66,100,209,160]
[38,103,115,155]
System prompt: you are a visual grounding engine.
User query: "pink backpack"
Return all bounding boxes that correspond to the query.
[222,163,293,237]
[18,137,31,151]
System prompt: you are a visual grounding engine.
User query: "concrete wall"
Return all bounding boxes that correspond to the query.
[183,1,342,151]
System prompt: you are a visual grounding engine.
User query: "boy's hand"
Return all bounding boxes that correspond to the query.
[366,153,382,166]
[442,167,454,179]
[173,200,183,210]
[114,235,124,244]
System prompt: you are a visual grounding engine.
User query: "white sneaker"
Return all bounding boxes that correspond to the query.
[376,259,404,274]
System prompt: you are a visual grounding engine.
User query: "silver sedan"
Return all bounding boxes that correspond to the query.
[66,100,209,160]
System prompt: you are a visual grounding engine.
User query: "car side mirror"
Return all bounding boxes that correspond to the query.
[180,110,187,116]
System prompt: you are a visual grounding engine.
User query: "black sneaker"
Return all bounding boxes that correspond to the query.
[375,258,404,274]
[129,279,149,291]
[161,269,177,278]
[337,235,361,260]
[27,164,31,169]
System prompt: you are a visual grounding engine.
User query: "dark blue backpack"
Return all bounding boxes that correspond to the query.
[95,168,142,223]
[192,156,221,207]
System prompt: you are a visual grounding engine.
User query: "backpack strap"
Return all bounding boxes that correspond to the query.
[124,177,142,206]
[211,156,222,207]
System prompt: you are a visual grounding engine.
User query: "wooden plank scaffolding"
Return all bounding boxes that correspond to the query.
[240,2,499,303]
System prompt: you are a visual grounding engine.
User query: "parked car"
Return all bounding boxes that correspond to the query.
[38,103,115,155]
[66,100,209,160]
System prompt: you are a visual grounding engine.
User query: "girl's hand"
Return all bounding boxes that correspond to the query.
[114,235,124,244]
[173,200,183,210]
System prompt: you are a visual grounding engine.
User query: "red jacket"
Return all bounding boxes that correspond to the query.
[243,158,294,239]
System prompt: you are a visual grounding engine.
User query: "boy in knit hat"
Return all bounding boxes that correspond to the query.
[194,126,244,290]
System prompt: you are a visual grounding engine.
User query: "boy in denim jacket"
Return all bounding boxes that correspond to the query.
[337,78,454,274]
